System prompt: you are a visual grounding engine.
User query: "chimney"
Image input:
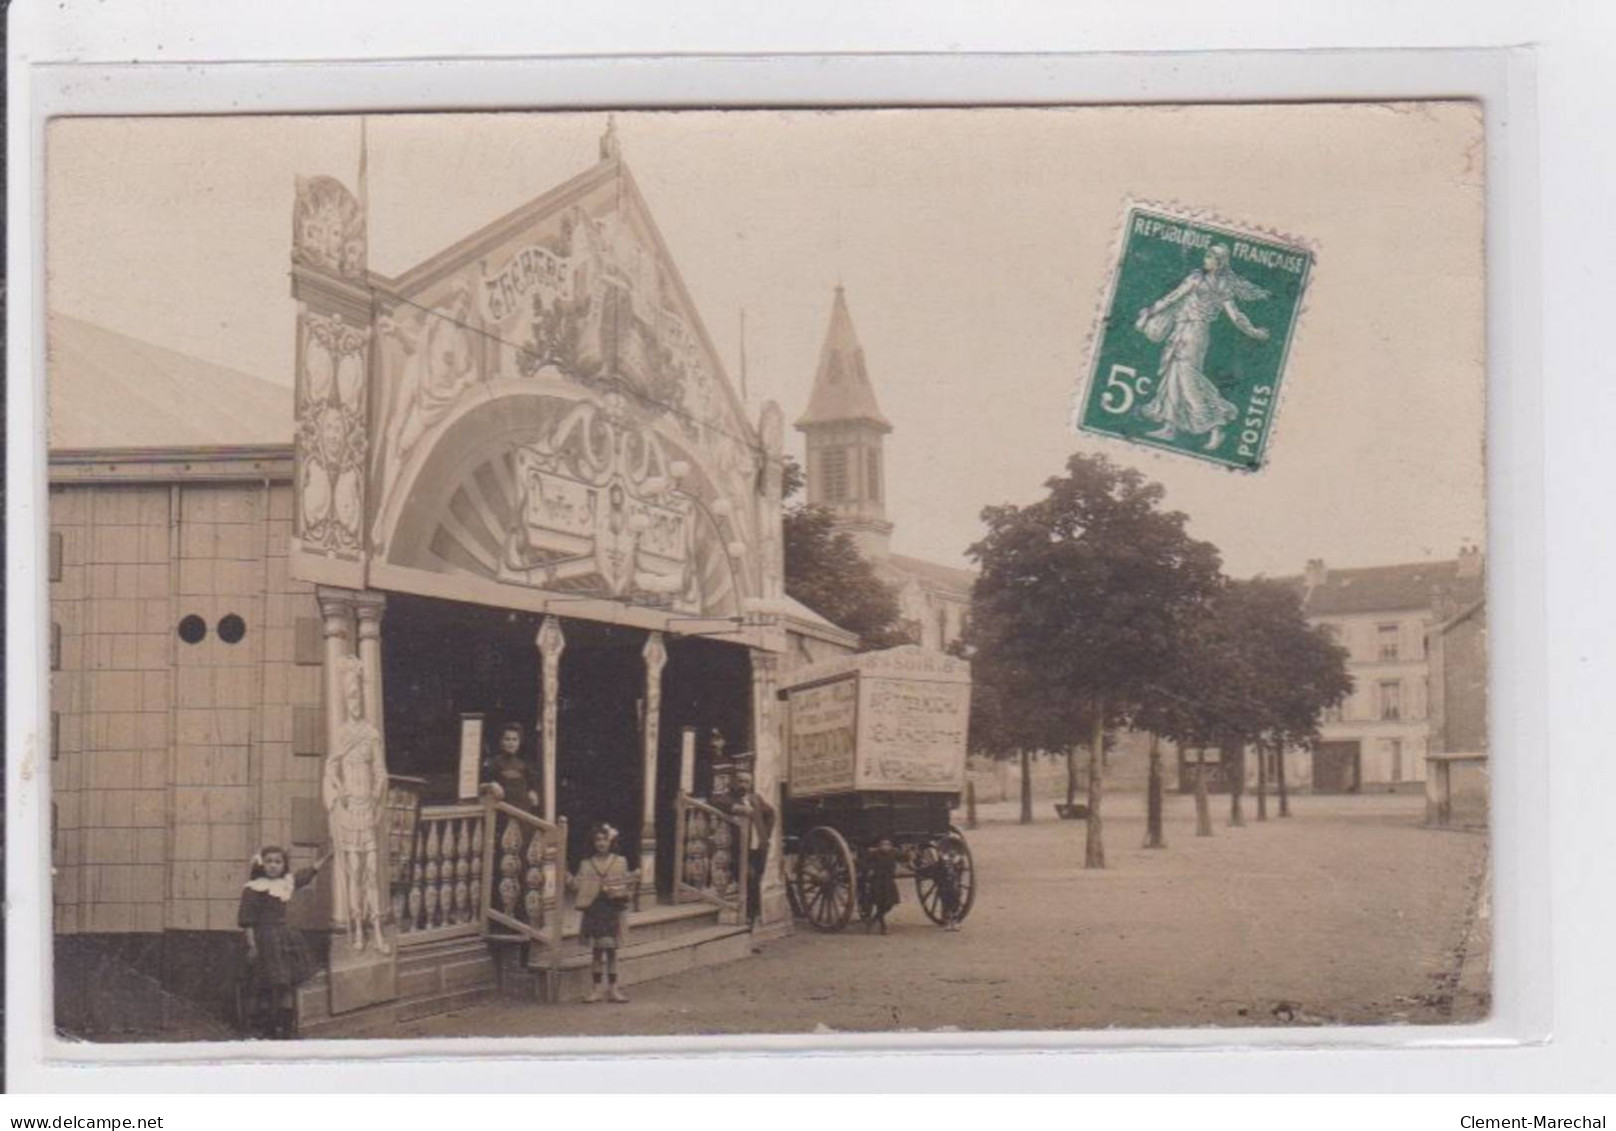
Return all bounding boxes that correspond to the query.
[1456,545,1484,579]
[1304,559,1328,588]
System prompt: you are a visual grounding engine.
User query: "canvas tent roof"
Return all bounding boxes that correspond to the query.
[47,312,293,450]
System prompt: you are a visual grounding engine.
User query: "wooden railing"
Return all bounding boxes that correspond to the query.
[672,793,748,923]
[396,802,486,945]
[481,800,568,954]
[393,792,568,956]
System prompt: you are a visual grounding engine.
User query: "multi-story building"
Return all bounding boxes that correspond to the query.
[1289,549,1486,792]
[794,287,975,651]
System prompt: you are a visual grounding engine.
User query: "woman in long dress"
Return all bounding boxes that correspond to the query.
[1134,243,1270,452]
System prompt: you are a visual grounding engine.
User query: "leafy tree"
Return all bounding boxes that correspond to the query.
[1142,578,1352,834]
[955,631,1091,825]
[780,457,913,652]
[1136,593,1244,839]
[1240,583,1353,817]
[967,453,1224,867]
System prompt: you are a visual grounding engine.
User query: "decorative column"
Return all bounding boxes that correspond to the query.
[317,587,359,887]
[352,592,387,744]
[290,175,373,589]
[749,649,786,927]
[316,585,399,1014]
[352,590,391,927]
[536,616,566,825]
[639,631,668,902]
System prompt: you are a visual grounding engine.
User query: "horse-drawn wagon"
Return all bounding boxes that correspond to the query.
[778,646,976,932]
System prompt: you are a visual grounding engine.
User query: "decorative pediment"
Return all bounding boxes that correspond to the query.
[375,158,752,476]
[293,146,781,628]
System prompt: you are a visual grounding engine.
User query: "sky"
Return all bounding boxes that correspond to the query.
[46,105,1486,578]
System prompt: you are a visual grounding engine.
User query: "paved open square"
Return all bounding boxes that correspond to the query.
[386,791,1488,1039]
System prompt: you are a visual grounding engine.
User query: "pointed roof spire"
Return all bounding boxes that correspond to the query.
[795,286,891,431]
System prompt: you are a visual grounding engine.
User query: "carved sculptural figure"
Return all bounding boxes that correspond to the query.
[323,656,392,954]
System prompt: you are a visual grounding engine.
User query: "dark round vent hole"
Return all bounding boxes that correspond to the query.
[217,614,247,644]
[177,615,207,644]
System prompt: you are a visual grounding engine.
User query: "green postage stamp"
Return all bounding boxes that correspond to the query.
[1077,204,1314,472]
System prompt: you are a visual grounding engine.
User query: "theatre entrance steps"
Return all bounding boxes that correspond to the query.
[501,901,753,1003]
[295,902,756,1037]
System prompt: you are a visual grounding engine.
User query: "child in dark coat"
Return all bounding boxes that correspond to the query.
[238,846,328,1039]
[865,837,902,935]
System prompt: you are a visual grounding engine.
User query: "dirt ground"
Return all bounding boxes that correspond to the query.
[388,790,1489,1039]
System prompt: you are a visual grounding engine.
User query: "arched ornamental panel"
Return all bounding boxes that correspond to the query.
[290,154,785,627]
[380,388,747,620]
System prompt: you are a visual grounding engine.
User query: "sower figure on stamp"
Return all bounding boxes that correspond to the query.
[323,655,391,955]
[1135,242,1270,452]
[718,762,775,931]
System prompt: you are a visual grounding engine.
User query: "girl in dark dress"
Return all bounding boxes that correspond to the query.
[238,846,327,1039]
[484,722,540,814]
[866,837,901,935]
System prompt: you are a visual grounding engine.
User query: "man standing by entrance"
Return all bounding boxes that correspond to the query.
[720,761,774,930]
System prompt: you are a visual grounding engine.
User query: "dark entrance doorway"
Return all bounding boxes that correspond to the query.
[380,595,646,865]
[379,593,751,899]
[553,622,648,871]
[1312,741,1362,794]
[381,593,543,801]
[653,637,752,896]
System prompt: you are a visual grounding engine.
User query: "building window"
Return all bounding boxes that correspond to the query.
[866,449,881,503]
[821,448,849,503]
[937,606,948,648]
[1378,680,1402,721]
[1386,738,1404,783]
[49,532,64,582]
[1378,623,1400,661]
[51,622,61,671]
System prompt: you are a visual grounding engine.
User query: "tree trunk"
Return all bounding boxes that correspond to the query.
[1194,747,1213,837]
[1018,748,1033,825]
[1084,702,1106,868]
[1227,741,1246,828]
[966,779,979,830]
[1256,742,1269,821]
[1145,732,1165,849]
[1277,743,1292,817]
[1065,745,1079,808]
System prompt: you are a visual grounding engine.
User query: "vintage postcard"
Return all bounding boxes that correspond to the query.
[41,104,1487,1045]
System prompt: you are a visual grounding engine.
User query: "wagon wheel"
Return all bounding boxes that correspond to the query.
[914,827,976,926]
[794,826,857,932]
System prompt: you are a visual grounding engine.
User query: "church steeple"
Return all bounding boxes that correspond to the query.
[797,286,894,560]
